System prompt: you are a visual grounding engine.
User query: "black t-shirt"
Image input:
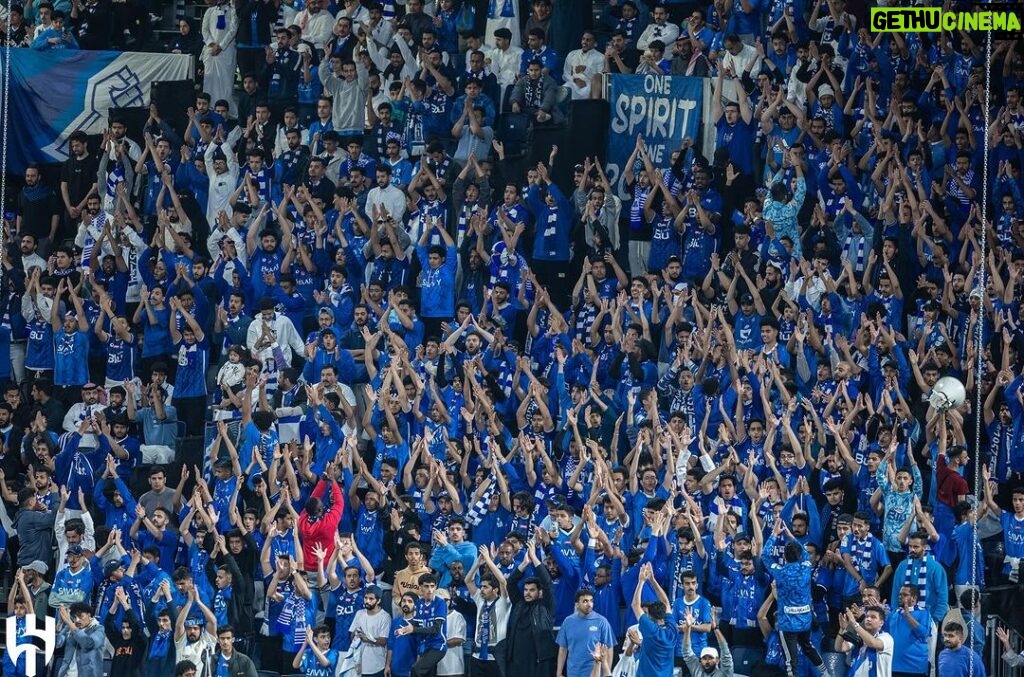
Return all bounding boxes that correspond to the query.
[609,47,641,74]
[17,186,58,240]
[60,153,100,209]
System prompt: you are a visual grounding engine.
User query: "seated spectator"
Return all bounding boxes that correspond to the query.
[511,60,563,125]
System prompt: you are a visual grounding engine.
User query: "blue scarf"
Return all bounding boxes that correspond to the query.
[477,600,495,658]
[148,629,172,659]
[904,554,929,608]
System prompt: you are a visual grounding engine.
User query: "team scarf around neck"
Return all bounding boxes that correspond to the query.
[904,554,929,609]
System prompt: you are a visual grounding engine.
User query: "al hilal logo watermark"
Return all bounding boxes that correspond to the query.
[5,613,56,677]
[870,6,1023,36]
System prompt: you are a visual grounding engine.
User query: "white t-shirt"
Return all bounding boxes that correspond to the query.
[351,608,392,675]
[849,631,894,677]
[175,632,216,677]
[437,610,467,677]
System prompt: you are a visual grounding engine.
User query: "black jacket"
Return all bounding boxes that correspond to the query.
[236,0,276,46]
[506,564,557,665]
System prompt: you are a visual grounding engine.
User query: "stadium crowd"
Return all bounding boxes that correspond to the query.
[1,0,1024,677]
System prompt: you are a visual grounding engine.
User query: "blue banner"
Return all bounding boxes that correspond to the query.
[0,50,193,173]
[605,74,704,199]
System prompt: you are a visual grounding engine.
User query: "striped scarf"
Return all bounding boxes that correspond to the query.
[455,202,480,248]
[850,637,883,677]
[277,591,309,646]
[81,213,105,267]
[244,167,271,204]
[849,535,873,578]
[630,184,650,230]
[510,514,536,536]
[842,231,868,276]
[903,554,929,609]
[466,479,496,526]
[105,164,124,203]
[381,0,395,18]
[672,550,697,599]
[573,304,597,343]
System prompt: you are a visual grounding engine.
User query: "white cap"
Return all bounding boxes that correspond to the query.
[819,84,835,98]
[700,647,719,659]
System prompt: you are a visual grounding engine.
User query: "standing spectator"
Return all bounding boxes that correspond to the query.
[394,573,448,677]
[888,585,931,677]
[937,622,984,677]
[556,590,615,677]
[562,31,604,100]
[201,0,239,117]
[297,473,345,572]
[350,585,392,677]
[466,545,511,676]
[212,626,259,677]
[630,563,677,677]
[71,0,111,49]
[319,55,369,142]
[17,165,60,255]
[836,607,893,677]
[236,0,276,80]
[55,602,106,677]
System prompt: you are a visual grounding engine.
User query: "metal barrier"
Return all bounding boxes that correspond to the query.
[988,616,1024,677]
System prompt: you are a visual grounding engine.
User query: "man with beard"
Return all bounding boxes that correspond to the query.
[351,585,392,677]
[388,592,420,677]
[60,131,99,240]
[681,607,734,677]
[323,561,366,654]
[394,573,447,676]
[368,165,407,223]
[17,165,60,254]
[174,587,218,677]
[506,539,556,676]
[17,234,48,277]
[465,546,511,677]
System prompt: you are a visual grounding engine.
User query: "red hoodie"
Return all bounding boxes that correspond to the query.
[297,478,344,571]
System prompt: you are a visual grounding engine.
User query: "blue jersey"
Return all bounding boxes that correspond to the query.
[355,506,386,569]
[331,585,364,651]
[173,339,209,398]
[1002,511,1024,573]
[673,595,711,655]
[770,549,814,632]
[299,647,338,677]
[416,244,458,319]
[54,329,89,386]
[103,333,136,383]
[681,225,717,281]
[637,614,678,677]
[141,305,172,357]
[25,318,54,371]
[388,617,419,677]
[733,311,764,351]
[412,596,447,653]
[648,215,681,271]
[51,564,94,603]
